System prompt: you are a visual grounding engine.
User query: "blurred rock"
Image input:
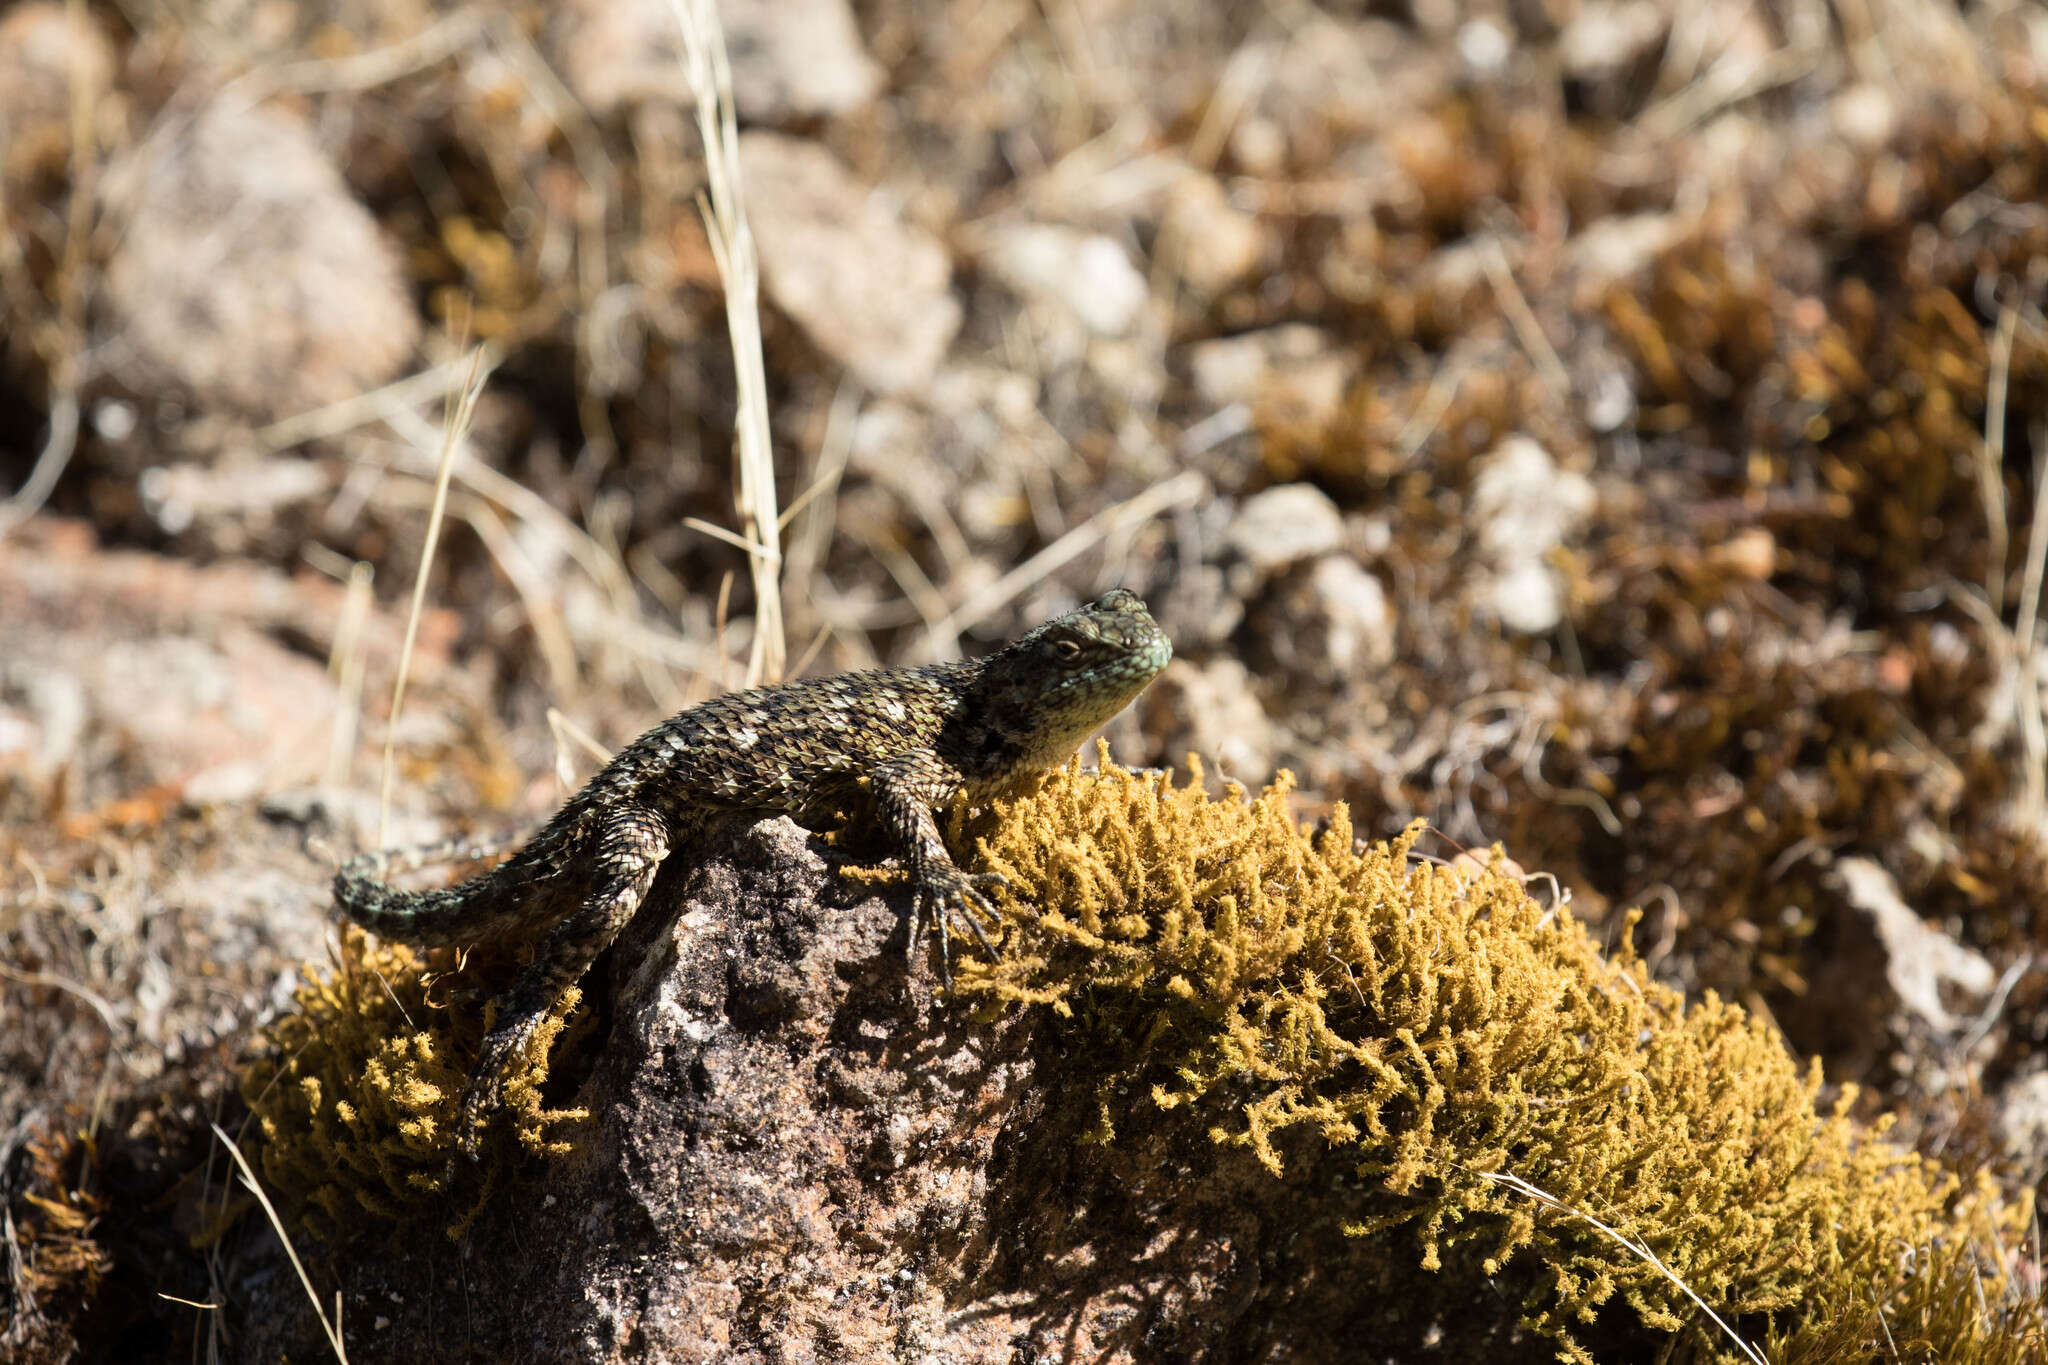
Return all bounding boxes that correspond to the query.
[139,456,330,538]
[100,105,419,421]
[1187,325,1353,430]
[1157,562,1245,650]
[1455,17,1511,76]
[1832,858,1997,1038]
[557,0,881,121]
[1226,483,1345,574]
[1559,1,1669,111]
[1710,527,1778,581]
[1487,561,1566,637]
[1565,213,1683,303]
[1271,556,1397,685]
[743,132,961,396]
[1145,657,1278,780]
[0,518,462,810]
[1470,437,1595,634]
[0,2,114,182]
[1163,175,1266,297]
[1231,16,1453,166]
[1803,858,2002,1090]
[1830,83,1898,152]
[982,223,1148,337]
[1993,1072,2048,1183]
[2,611,338,808]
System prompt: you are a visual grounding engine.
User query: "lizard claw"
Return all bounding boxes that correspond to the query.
[949,871,1006,960]
[906,870,1007,985]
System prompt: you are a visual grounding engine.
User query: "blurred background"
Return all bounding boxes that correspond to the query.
[4,0,2048,1353]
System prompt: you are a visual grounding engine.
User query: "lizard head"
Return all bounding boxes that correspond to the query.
[978,589,1172,767]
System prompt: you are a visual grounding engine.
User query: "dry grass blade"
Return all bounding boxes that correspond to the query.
[924,470,1206,649]
[546,707,614,789]
[208,1123,348,1364]
[219,7,481,101]
[1483,239,1570,403]
[1474,1169,1768,1365]
[376,347,493,849]
[2012,424,2048,830]
[325,561,375,787]
[667,0,785,686]
[256,350,491,453]
[1980,300,2018,616]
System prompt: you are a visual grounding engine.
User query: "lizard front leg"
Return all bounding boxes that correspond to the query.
[867,755,1003,982]
[454,804,671,1159]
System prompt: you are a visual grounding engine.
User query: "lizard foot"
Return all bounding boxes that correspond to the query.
[909,869,1008,985]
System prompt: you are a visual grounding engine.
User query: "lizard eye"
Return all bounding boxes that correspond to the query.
[1054,638,1083,659]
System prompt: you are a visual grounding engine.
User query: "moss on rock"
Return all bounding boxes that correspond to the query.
[952,753,2040,1362]
[238,928,587,1240]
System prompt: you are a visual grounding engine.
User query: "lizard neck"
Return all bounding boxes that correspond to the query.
[944,650,1129,786]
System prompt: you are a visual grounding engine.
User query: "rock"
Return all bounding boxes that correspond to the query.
[1802,857,2003,1090]
[1271,556,1396,685]
[0,2,115,183]
[99,105,420,422]
[1565,213,1683,301]
[1225,483,1346,574]
[1470,437,1595,635]
[1162,175,1266,297]
[556,0,882,121]
[1831,858,1996,1038]
[225,816,1441,1362]
[0,518,464,809]
[981,223,1149,337]
[1830,83,1898,152]
[742,132,961,396]
[1143,657,1279,780]
[1487,561,1567,637]
[1455,17,1511,76]
[138,456,330,538]
[1187,325,1353,430]
[1559,2,1669,86]
[1993,1072,2048,1183]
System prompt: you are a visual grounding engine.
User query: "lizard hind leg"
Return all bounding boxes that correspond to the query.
[452,804,671,1161]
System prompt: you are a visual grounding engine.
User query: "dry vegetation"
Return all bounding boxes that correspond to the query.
[4,0,2048,1360]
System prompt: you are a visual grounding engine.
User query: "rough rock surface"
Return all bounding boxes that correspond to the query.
[224,818,1533,1364]
[99,104,420,421]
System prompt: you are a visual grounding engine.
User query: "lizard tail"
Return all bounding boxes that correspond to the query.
[331,822,570,948]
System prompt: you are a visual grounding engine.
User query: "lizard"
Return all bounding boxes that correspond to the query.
[332,587,1172,1160]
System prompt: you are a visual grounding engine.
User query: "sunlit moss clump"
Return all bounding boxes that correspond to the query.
[239,928,587,1239]
[952,754,2040,1361]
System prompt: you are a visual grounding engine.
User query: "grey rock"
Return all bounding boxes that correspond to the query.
[742,133,961,397]
[226,817,1524,1362]
[99,105,420,422]
[1225,483,1345,575]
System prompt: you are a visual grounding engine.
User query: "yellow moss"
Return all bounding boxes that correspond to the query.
[238,927,588,1240]
[951,752,2042,1360]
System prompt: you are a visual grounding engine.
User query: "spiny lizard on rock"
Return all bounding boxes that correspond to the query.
[333,588,1172,1158]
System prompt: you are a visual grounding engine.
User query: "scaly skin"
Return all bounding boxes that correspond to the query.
[333,588,1172,1157]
